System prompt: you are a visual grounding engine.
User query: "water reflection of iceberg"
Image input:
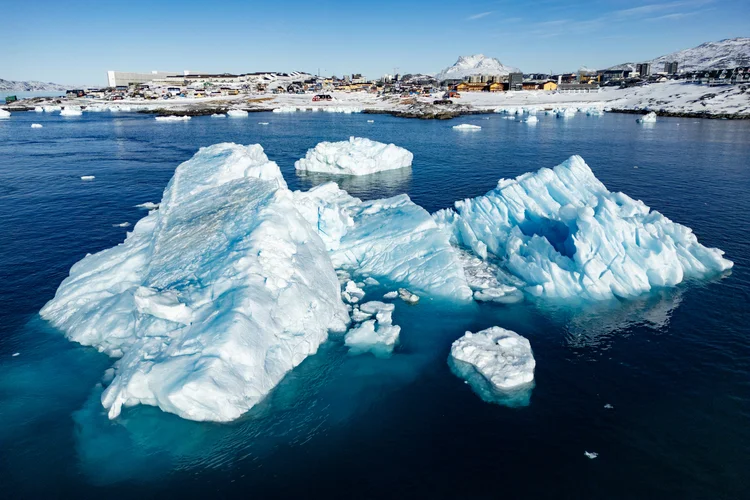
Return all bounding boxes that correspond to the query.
[549,287,684,349]
[294,167,412,201]
[448,357,533,408]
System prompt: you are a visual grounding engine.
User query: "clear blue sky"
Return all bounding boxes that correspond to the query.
[3,0,747,85]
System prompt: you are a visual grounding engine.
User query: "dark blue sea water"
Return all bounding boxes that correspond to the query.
[1,110,749,499]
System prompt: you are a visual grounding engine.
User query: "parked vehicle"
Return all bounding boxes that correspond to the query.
[5,95,17,104]
[433,99,453,105]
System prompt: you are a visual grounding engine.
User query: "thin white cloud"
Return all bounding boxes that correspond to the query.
[467,11,493,20]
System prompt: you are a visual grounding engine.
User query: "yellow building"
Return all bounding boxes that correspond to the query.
[542,81,558,91]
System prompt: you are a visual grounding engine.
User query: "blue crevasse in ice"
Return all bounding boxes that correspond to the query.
[434,155,733,300]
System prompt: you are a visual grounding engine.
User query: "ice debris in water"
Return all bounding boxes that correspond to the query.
[227,109,248,117]
[294,137,413,176]
[211,113,226,118]
[434,155,733,300]
[112,222,131,228]
[398,288,419,303]
[155,115,191,122]
[637,112,657,123]
[294,182,472,301]
[584,451,599,459]
[43,105,61,113]
[80,175,95,181]
[0,109,11,119]
[456,248,524,303]
[453,124,481,130]
[258,122,269,125]
[12,352,20,357]
[60,106,83,116]
[34,106,44,112]
[342,280,366,304]
[135,202,159,210]
[31,123,43,128]
[383,291,398,300]
[345,301,400,356]
[604,403,614,409]
[41,143,349,422]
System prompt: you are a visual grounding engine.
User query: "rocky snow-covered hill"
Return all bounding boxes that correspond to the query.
[0,79,71,92]
[436,55,520,81]
[609,37,750,72]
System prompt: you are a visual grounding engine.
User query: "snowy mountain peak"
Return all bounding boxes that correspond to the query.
[609,37,750,72]
[0,78,71,92]
[436,54,520,81]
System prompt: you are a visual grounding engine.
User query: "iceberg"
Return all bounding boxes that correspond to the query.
[60,106,83,116]
[155,115,191,121]
[0,109,10,119]
[41,143,349,422]
[450,327,535,389]
[434,155,732,300]
[43,105,61,113]
[295,137,413,176]
[211,113,226,118]
[637,111,657,123]
[135,202,159,210]
[80,175,95,181]
[525,116,538,124]
[453,124,481,130]
[294,182,473,301]
[31,123,43,128]
[227,109,248,117]
[34,106,44,112]
[557,108,576,118]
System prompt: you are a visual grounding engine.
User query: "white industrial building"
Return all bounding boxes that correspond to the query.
[107,70,181,87]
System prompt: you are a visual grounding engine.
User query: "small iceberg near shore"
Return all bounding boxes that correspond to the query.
[449,327,535,407]
[60,106,83,116]
[155,115,191,121]
[453,123,481,130]
[637,111,657,123]
[80,175,95,181]
[0,108,10,119]
[227,109,248,117]
[295,137,413,176]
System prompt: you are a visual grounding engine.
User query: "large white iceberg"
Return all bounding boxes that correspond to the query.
[294,182,472,301]
[227,109,248,118]
[41,143,349,422]
[435,155,732,300]
[294,137,413,176]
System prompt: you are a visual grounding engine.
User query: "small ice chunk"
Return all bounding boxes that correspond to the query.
[604,403,613,409]
[525,116,538,124]
[398,288,419,303]
[344,320,400,355]
[113,222,131,228]
[0,109,11,119]
[295,137,413,176]
[34,106,44,112]
[80,175,95,181]
[211,113,226,118]
[258,122,269,125]
[637,112,657,123]
[12,352,20,357]
[351,307,373,322]
[364,277,379,286]
[31,123,43,128]
[358,301,395,324]
[383,291,398,299]
[155,115,191,121]
[227,109,248,117]
[345,280,365,300]
[452,124,481,130]
[367,119,374,123]
[584,451,598,459]
[135,202,159,210]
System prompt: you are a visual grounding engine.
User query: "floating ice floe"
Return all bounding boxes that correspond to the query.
[41,143,349,422]
[135,202,159,210]
[0,109,10,119]
[434,155,733,300]
[272,106,298,113]
[367,119,374,123]
[60,106,83,116]
[295,137,413,176]
[155,115,191,122]
[12,352,20,357]
[584,451,598,459]
[342,280,366,304]
[211,113,226,118]
[383,291,398,299]
[258,122,269,125]
[398,288,419,303]
[80,175,95,181]
[525,116,538,124]
[43,105,61,113]
[226,109,248,117]
[113,222,131,228]
[637,111,657,123]
[31,123,43,128]
[453,123,481,130]
[557,108,576,118]
[345,301,400,356]
[450,327,535,406]
[604,403,614,409]
[294,182,472,301]
[34,106,44,112]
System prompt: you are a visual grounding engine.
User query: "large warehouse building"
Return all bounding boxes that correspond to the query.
[106,70,180,87]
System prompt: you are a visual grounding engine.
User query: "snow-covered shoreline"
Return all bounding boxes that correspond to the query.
[3,80,748,119]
